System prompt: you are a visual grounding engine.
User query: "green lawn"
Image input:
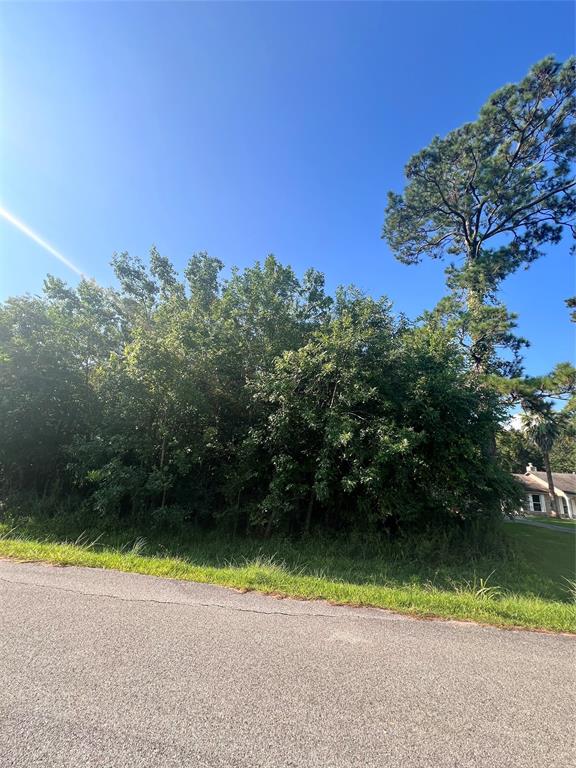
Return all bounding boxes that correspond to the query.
[503,524,575,596]
[525,517,576,528]
[0,519,574,634]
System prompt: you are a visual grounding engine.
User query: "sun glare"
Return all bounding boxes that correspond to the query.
[0,205,85,277]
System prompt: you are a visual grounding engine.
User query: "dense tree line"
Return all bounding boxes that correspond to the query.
[0,252,519,534]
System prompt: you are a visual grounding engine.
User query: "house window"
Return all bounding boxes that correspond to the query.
[560,497,569,518]
[530,494,542,513]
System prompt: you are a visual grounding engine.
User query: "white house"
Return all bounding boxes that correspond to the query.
[513,463,576,519]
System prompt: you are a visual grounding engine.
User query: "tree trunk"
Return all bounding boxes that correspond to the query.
[304,490,314,536]
[264,512,275,539]
[465,271,498,458]
[232,490,242,538]
[159,429,167,509]
[543,452,560,518]
[464,244,487,375]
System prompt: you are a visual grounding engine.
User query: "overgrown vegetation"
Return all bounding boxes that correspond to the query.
[0,255,520,536]
[1,58,574,589]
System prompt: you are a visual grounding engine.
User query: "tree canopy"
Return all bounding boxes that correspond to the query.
[0,251,519,535]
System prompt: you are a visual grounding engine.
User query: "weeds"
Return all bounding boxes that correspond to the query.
[451,570,502,601]
[129,537,147,556]
[72,531,104,550]
[562,577,576,603]
[0,526,19,541]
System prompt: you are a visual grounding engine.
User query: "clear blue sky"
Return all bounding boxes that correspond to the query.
[0,1,574,376]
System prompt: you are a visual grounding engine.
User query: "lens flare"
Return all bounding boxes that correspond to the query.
[0,205,85,277]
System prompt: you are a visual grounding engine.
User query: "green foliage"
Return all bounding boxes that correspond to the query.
[497,397,576,474]
[494,362,576,410]
[1,250,517,536]
[0,290,101,493]
[252,296,516,533]
[549,433,576,474]
[497,428,543,473]
[521,404,567,456]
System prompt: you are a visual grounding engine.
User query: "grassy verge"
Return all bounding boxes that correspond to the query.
[0,520,574,633]
[525,517,576,528]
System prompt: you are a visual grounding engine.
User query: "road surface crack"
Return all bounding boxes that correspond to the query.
[0,574,380,621]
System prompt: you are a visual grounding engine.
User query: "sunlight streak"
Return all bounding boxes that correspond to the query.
[0,205,85,277]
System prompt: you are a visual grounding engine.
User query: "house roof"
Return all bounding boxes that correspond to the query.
[512,471,576,495]
[513,473,549,493]
[531,472,576,494]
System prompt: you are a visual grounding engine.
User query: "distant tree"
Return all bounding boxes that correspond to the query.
[549,398,576,472]
[521,405,567,517]
[496,427,543,474]
[566,296,576,323]
[383,57,575,376]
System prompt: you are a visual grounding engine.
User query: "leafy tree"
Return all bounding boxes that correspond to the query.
[0,286,112,495]
[251,292,516,536]
[184,252,223,311]
[383,57,575,375]
[111,251,159,321]
[549,398,576,472]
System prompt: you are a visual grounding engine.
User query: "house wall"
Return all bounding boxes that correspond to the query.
[521,492,575,518]
[564,495,576,519]
[521,492,550,517]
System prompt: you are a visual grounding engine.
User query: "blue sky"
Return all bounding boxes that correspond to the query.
[0,1,574,376]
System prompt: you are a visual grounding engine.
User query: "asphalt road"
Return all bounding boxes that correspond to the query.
[1,560,574,768]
